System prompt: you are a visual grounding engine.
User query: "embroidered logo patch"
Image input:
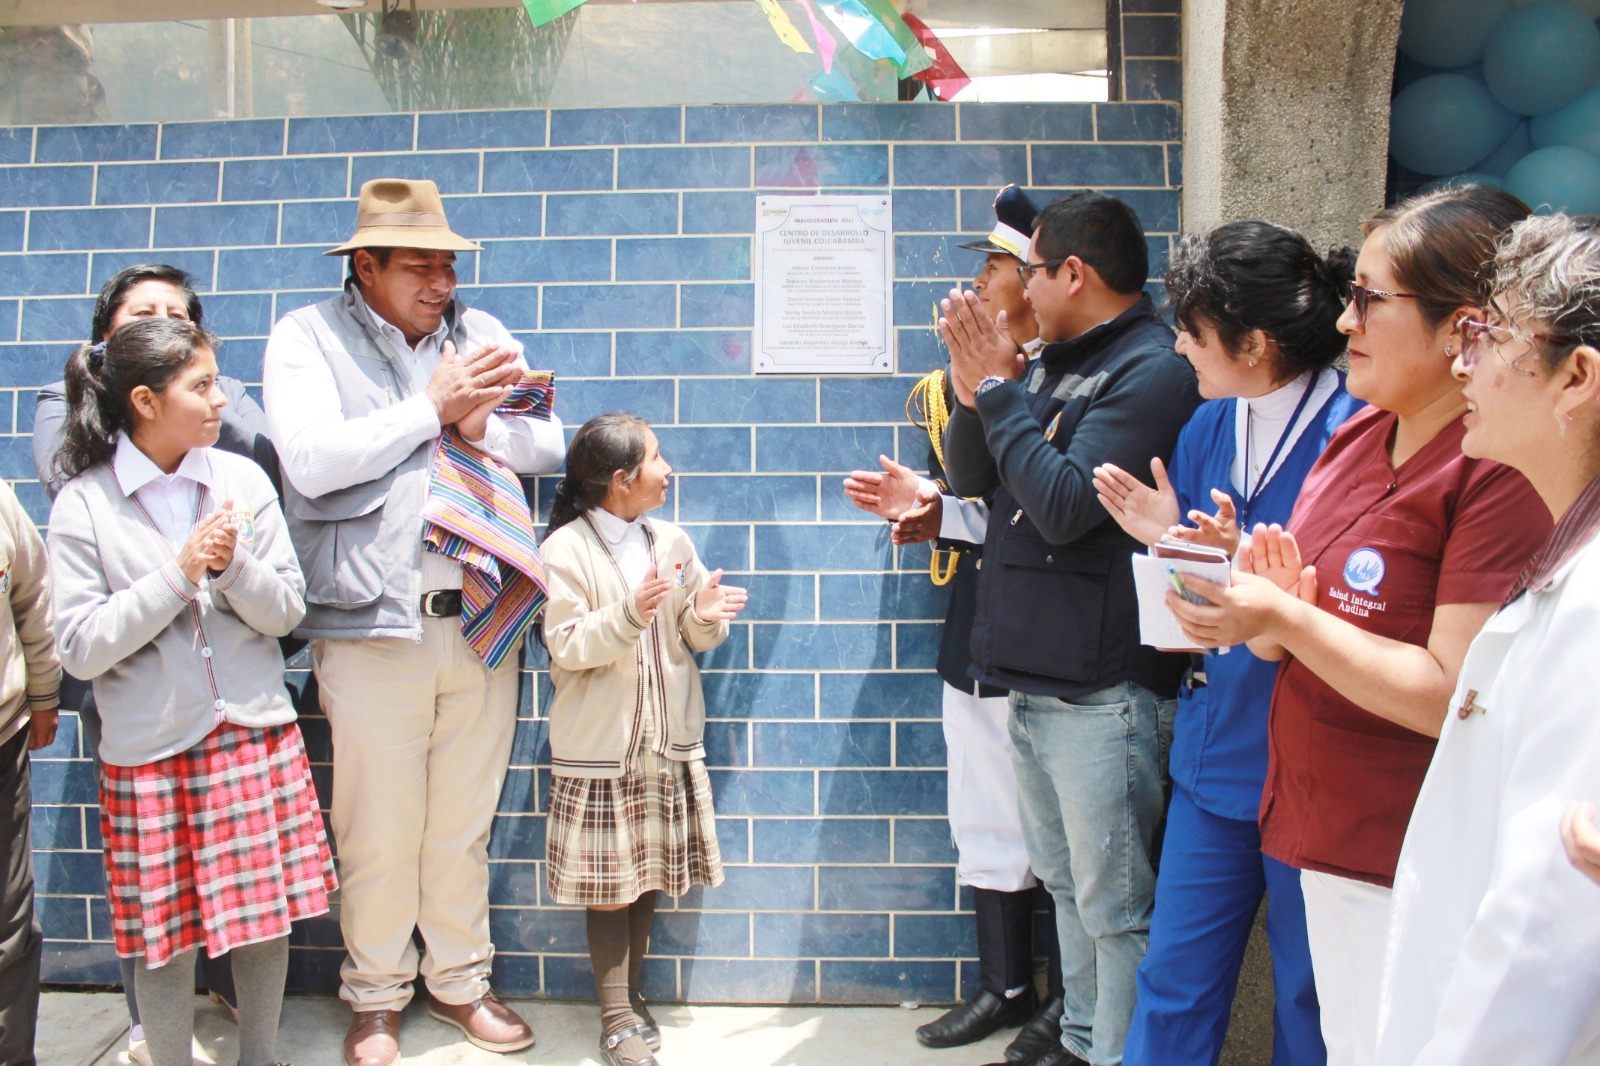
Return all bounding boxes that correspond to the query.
[1343,547,1385,594]
[0,566,11,596]
[231,508,256,545]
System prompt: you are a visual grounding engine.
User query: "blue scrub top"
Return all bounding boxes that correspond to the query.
[1167,374,1364,822]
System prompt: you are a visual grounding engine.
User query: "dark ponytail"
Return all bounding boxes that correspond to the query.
[56,317,217,482]
[545,412,649,538]
[1165,220,1356,378]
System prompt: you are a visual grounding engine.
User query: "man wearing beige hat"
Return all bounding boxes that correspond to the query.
[263,179,562,1065]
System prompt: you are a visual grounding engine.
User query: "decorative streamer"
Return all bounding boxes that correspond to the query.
[753,0,815,54]
[796,0,838,74]
[901,11,970,100]
[818,0,931,76]
[521,0,589,28]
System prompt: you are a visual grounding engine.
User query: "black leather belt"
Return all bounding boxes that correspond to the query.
[420,590,463,618]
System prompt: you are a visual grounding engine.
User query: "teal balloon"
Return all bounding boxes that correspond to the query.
[1476,121,1531,176]
[1399,0,1512,67]
[1484,1,1600,115]
[1422,172,1509,192]
[1390,75,1520,175]
[1506,145,1600,212]
[1531,84,1600,153]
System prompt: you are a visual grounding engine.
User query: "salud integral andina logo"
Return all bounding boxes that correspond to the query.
[1330,546,1388,618]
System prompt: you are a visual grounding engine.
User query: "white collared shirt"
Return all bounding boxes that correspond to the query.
[589,506,653,589]
[112,434,213,547]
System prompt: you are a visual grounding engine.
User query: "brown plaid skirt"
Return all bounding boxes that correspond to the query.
[545,747,724,907]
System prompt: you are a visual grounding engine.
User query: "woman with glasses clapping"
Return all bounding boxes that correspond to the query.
[1163,185,1550,1066]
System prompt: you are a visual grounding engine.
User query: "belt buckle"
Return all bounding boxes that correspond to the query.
[422,590,445,617]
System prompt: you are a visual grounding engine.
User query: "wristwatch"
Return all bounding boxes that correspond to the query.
[976,375,1008,397]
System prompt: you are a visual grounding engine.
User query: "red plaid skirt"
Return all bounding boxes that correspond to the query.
[99,721,336,967]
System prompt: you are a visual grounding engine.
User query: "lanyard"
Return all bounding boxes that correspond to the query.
[1239,375,1317,530]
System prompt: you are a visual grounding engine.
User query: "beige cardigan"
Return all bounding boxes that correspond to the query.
[0,481,60,746]
[540,513,728,779]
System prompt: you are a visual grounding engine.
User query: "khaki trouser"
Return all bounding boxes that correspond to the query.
[315,618,520,1011]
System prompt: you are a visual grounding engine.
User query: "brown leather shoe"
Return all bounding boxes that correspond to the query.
[428,990,536,1053]
[343,1009,402,1066]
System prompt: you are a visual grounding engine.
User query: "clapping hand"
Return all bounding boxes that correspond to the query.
[694,569,748,621]
[1094,458,1180,546]
[177,500,241,583]
[892,494,943,545]
[1165,524,1316,651]
[843,455,929,521]
[1166,490,1242,556]
[939,288,1025,403]
[428,339,519,434]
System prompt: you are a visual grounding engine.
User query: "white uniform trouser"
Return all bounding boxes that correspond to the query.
[942,681,1036,891]
[1301,868,1391,1066]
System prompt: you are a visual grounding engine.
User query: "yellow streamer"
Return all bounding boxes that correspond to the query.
[754,0,815,54]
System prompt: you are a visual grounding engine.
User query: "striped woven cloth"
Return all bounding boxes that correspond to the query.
[422,371,556,667]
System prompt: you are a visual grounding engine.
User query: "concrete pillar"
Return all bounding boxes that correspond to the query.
[1181,0,1404,251]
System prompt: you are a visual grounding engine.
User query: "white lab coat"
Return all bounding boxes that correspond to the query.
[1377,534,1600,1065]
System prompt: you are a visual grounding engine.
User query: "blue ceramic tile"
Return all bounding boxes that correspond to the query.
[539,954,600,999]
[0,256,87,298]
[678,958,817,1002]
[153,203,279,248]
[959,103,1094,143]
[0,339,76,383]
[703,720,748,768]
[546,192,676,236]
[895,279,958,327]
[89,250,214,293]
[618,147,750,190]
[752,817,890,865]
[486,860,542,907]
[649,426,751,473]
[278,199,354,246]
[706,770,815,819]
[895,233,971,280]
[679,377,815,424]
[1113,188,1182,233]
[452,285,540,331]
[514,330,610,377]
[755,426,894,472]
[713,574,811,627]
[892,914,974,959]
[350,152,479,196]
[1124,58,1183,103]
[818,572,945,622]
[1097,102,1181,142]
[488,952,543,998]
[477,239,610,284]
[896,622,941,670]
[687,105,818,144]
[36,124,157,163]
[683,191,757,233]
[1123,0,1181,10]
[28,208,149,252]
[554,376,675,425]
[30,806,82,850]
[541,283,675,330]
[32,848,102,895]
[823,104,954,143]
[0,212,24,252]
[490,905,584,954]
[818,863,953,911]
[222,157,346,202]
[694,863,816,910]
[440,194,543,239]
[418,109,546,150]
[694,622,750,671]
[495,767,538,815]
[0,300,18,342]
[26,714,78,760]
[40,944,120,986]
[488,814,545,863]
[755,145,888,188]
[14,481,52,526]
[0,436,37,477]
[1123,14,1181,57]
[681,283,754,328]
[895,325,945,375]
[1167,143,1183,187]
[817,375,923,424]
[284,947,344,993]
[617,237,751,282]
[616,329,749,375]
[751,622,891,671]
[754,912,888,958]
[821,961,955,1004]
[717,817,752,864]
[751,721,892,769]
[287,114,413,156]
[893,188,958,233]
[895,720,947,769]
[652,910,752,958]
[754,523,890,572]
[160,118,285,160]
[818,771,946,820]
[18,296,96,342]
[101,161,224,205]
[0,128,31,165]
[1148,234,1171,276]
[893,144,1027,188]
[268,293,336,326]
[216,246,343,291]
[701,670,815,720]
[200,292,275,337]
[893,818,959,866]
[481,149,614,193]
[549,107,681,146]
[0,166,94,207]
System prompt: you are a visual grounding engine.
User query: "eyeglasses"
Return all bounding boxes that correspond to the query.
[1453,315,1561,376]
[1344,282,1421,327]
[1016,258,1067,285]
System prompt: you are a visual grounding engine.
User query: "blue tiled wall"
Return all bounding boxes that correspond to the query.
[14,92,1180,1005]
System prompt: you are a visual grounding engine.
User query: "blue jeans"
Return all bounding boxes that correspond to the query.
[1009,682,1174,1066]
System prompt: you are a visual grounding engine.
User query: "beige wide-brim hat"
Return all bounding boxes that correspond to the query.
[324,178,483,256]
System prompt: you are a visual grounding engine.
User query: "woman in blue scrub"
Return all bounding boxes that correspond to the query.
[1093,221,1361,1065]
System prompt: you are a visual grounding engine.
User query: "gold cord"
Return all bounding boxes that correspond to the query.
[929,547,959,586]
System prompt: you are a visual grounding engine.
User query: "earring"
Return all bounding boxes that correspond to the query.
[1445,344,1455,358]
[1557,410,1569,438]
[1248,359,1258,368]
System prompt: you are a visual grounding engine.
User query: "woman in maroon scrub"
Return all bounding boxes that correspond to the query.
[1166,184,1552,1066]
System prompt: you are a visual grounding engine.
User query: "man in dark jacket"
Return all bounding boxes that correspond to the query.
[940,193,1200,1066]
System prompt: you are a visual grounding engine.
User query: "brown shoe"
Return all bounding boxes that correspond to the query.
[343,1009,402,1066]
[428,990,536,1053]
